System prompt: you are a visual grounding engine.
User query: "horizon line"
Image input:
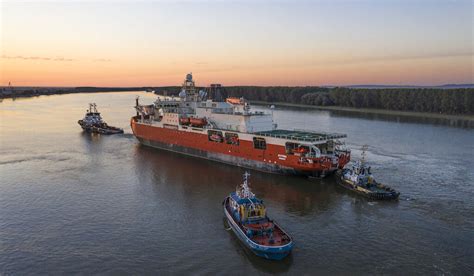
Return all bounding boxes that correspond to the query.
[1,83,473,89]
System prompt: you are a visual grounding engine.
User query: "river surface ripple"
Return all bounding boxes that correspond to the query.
[1,92,473,274]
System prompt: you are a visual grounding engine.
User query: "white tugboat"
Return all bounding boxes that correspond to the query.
[78,103,123,135]
[335,145,399,200]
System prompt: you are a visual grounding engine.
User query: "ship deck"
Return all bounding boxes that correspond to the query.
[254,129,347,142]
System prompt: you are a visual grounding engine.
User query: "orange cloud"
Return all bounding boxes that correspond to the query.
[1,55,74,62]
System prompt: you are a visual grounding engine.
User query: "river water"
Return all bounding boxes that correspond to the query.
[1,92,473,275]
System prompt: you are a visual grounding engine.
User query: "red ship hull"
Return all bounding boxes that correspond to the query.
[131,117,350,177]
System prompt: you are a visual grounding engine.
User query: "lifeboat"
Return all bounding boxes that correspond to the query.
[226,97,243,105]
[179,117,190,125]
[209,133,223,142]
[189,117,207,127]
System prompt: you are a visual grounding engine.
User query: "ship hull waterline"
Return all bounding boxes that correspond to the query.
[131,119,343,177]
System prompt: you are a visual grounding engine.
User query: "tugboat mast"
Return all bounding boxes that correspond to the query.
[88,103,98,113]
[241,172,253,198]
[361,145,368,167]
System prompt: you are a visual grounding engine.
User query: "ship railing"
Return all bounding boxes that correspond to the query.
[211,109,269,116]
[255,132,325,142]
[293,129,347,139]
[211,108,235,114]
[255,133,346,142]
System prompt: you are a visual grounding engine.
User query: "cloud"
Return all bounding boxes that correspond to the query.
[1,55,113,63]
[1,55,74,62]
[92,58,112,62]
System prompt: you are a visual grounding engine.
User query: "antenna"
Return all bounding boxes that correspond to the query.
[240,171,254,199]
[361,145,368,166]
[243,171,251,184]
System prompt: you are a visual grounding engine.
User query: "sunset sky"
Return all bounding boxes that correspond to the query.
[1,0,473,87]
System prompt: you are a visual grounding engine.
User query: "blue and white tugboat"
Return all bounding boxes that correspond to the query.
[223,172,294,260]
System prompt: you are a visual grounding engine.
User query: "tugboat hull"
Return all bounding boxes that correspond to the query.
[335,169,399,200]
[78,120,124,135]
[223,197,293,260]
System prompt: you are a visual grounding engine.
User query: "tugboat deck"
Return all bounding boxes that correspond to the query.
[254,129,347,142]
[251,232,285,246]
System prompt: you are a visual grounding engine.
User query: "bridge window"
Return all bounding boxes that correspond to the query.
[285,142,299,154]
[253,137,266,150]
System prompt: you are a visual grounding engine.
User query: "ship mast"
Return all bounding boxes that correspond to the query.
[238,172,255,199]
[89,103,98,113]
[182,73,197,102]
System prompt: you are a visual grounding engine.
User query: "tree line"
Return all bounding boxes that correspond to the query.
[158,86,473,115]
[6,85,471,114]
[325,88,473,114]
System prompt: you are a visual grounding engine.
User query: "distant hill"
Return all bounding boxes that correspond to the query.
[1,83,473,90]
[330,84,474,89]
[438,84,474,89]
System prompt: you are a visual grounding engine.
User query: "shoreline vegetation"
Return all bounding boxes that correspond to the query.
[251,100,474,125]
[0,87,145,99]
[2,86,473,126]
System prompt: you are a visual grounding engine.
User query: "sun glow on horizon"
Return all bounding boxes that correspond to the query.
[1,0,473,87]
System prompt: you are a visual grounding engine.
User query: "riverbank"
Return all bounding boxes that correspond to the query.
[2,89,472,127]
[0,87,148,99]
[251,100,474,124]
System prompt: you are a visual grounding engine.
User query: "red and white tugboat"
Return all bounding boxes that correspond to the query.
[131,73,351,177]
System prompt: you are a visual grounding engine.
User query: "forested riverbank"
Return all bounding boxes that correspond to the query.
[2,85,473,116]
[0,87,148,99]
[156,86,474,115]
[251,100,474,128]
[221,87,474,115]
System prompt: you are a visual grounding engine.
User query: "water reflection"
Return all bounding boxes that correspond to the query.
[2,92,473,274]
[132,144,342,219]
[131,145,329,272]
[328,109,474,128]
[80,132,104,147]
